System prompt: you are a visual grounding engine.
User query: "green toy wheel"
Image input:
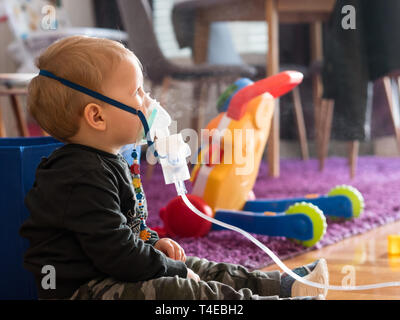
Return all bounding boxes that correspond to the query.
[327,185,365,218]
[285,202,327,248]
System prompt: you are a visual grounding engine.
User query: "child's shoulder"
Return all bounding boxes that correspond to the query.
[39,143,124,178]
[43,143,101,167]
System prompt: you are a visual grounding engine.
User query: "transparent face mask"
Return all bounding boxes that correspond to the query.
[136,94,172,145]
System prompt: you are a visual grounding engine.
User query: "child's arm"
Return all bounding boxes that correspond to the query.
[63,169,188,282]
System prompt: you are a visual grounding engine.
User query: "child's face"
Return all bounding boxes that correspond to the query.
[102,55,150,148]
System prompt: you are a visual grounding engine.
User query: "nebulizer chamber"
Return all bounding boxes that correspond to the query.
[141,97,191,192]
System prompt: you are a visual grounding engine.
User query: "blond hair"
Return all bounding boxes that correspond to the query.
[28,35,137,142]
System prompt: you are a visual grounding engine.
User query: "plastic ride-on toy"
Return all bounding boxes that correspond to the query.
[158,71,364,247]
[189,71,327,247]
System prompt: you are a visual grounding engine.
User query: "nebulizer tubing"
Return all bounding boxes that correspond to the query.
[38,69,400,292]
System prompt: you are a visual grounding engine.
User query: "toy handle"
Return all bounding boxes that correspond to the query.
[227,71,303,120]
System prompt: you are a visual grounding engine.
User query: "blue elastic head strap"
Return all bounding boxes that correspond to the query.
[39,70,156,153]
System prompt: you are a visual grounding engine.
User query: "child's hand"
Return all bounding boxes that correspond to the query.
[154,238,186,262]
[187,268,200,282]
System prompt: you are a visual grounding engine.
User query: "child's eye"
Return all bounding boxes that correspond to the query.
[134,87,146,97]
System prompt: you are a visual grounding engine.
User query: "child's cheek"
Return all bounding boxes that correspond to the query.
[132,118,143,139]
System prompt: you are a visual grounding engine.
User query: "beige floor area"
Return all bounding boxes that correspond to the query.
[262,220,400,300]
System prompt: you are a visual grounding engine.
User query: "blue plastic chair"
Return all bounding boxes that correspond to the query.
[0,137,62,299]
[0,137,139,299]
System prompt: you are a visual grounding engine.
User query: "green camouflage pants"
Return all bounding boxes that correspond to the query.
[70,256,284,300]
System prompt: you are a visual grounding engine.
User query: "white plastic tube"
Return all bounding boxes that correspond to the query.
[179,191,400,291]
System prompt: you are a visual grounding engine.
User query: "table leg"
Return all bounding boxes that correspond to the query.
[10,94,29,137]
[266,0,280,177]
[292,86,309,160]
[193,10,210,64]
[383,76,400,152]
[0,101,6,137]
[191,79,208,135]
[348,140,359,179]
[319,99,334,170]
[310,22,324,167]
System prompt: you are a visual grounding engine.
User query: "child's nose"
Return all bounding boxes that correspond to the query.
[143,93,153,109]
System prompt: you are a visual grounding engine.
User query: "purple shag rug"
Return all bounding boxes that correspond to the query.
[142,156,400,270]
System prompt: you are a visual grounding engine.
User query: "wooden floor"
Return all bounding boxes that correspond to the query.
[261,220,400,300]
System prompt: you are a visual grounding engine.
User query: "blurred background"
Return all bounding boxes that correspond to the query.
[0,0,399,161]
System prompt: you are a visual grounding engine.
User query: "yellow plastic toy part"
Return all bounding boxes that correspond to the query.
[388,234,400,255]
[191,93,274,214]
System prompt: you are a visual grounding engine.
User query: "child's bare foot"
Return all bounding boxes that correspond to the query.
[280,259,329,299]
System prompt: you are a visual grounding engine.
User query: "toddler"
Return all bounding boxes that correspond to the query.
[20,36,329,300]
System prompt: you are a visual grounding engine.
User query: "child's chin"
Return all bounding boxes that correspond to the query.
[127,134,141,144]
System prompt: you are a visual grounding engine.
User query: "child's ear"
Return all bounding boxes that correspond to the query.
[83,103,106,131]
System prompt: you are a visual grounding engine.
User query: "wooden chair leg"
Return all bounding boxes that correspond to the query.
[319,99,334,171]
[0,101,6,137]
[191,79,208,135]
[348,140,359,179]
[383,76,400,151]
[216,81,222,98]
[314,96,323,162]
[10,94,29,137]
[267,101,280,177]
[159,76,171,107]
[191,81,201,133]
[198,81,208,132]
[316,98,326,169]
[310,21,324,166]
[266,0,280,178]
[292,86,309,160]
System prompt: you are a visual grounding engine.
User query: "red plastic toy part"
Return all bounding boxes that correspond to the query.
[227,71,303,120]
[154,194,213,238]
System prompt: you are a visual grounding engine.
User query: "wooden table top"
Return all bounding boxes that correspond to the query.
[0,73,36,90]
[192,0,336,23]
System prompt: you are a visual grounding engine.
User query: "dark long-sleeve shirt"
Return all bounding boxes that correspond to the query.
[19,143,187,299]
